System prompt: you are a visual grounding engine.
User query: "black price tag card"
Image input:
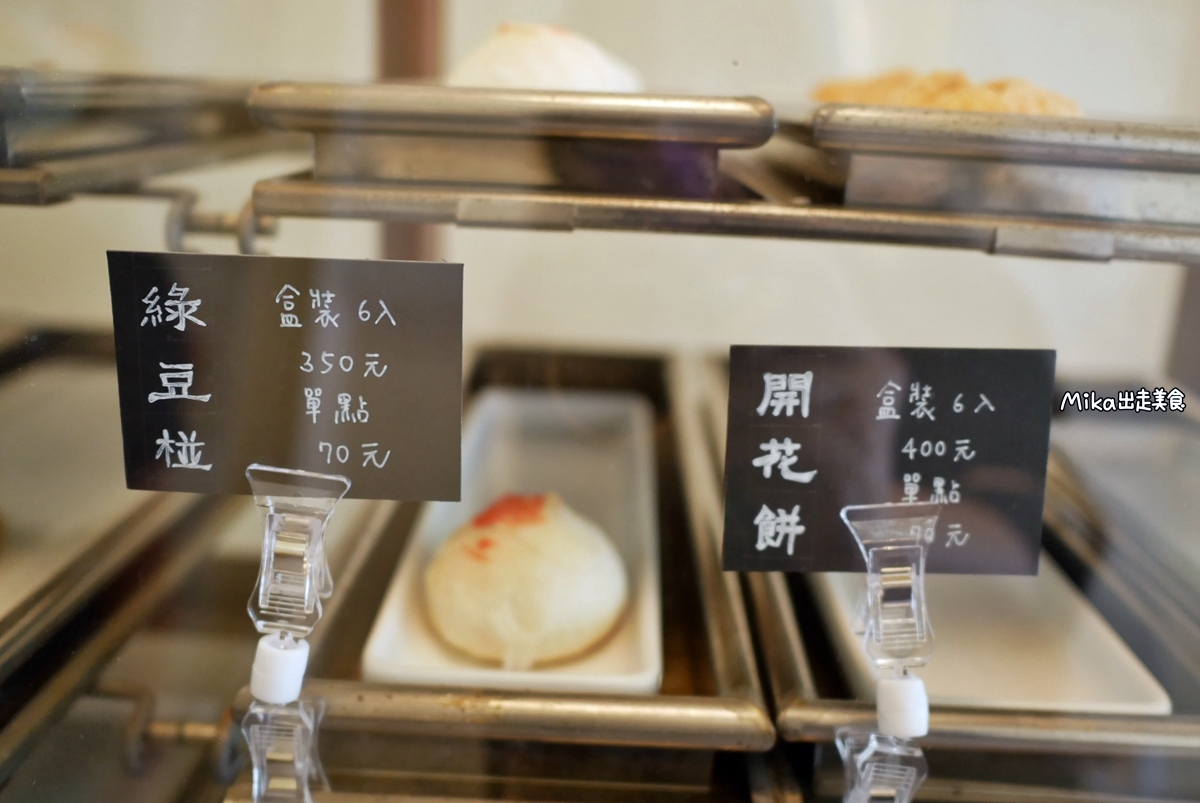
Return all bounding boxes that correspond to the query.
[108,251,462,501]
[722,345,1056,574]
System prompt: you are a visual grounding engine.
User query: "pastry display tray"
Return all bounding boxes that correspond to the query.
[810,559,1170,715]
[1045,410,1200,712]
[769,104,1200,230]
[693,355,1200,758]
[0,330,214,782]
[0,69,253,164]
[363,387,662,695]
[0,67,301,205]
[248,82,775,145]
[231,349,774,770]
[793,104,1200,170]
[249,82,774,198]
[250,88,1200,262]
[0,335,199,685]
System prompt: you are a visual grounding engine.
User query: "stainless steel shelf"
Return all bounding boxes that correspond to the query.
[1,68,304,205]
[245,84,1200,263]
[211,351,775,803]
[692,354,1200,766]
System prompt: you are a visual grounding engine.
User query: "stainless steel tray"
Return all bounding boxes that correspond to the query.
[781,104,1200,229]
[0,324,400,790]
[0,69,255,165]
[249,82,773,198]
[220,349,774,801]
[694,355,1200,767]
[1045,412,1200,712]
[0,332,215,782]
[249,82,776,144]
[241,86,1200,261]
[802,105,1200,170]
[841,154,1200,228]
[0,69,251,114]
[1,68,301,205]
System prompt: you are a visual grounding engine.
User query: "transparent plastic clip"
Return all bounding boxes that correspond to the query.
[836,727,928,803]
[243,697,329,803]
[242,464,349,803]
[840,503,939,669]
[836,502,940,803]
[245,464,351,638]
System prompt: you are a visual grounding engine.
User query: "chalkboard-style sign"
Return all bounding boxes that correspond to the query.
[108,251,462,501]
[722,346,1056,575]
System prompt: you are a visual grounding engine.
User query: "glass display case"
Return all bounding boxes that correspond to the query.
[1,3,1198,802]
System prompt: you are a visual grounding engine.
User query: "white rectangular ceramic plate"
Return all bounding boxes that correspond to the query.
[810,555,1171,715]
[362,388,662,694]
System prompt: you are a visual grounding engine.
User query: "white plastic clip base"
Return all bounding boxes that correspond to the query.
[251,632,310,705]
[877,674,929,739]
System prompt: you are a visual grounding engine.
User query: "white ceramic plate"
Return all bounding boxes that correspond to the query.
[811,555,1172,715]
[362,388,662,694]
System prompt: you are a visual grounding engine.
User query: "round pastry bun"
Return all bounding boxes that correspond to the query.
[446,23,643,93]
[423,493,628,669]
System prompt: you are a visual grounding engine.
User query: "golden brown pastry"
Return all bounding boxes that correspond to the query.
[814,69,1081,116]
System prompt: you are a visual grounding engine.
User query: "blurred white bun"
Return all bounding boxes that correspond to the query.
[447,22,643,93]
[423,493,628,669]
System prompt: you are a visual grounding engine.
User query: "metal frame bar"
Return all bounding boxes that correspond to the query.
[1,131,302,205]
[251,175,1200,264]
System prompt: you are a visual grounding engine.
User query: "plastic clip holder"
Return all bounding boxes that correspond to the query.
[857,737,926,803]
[243,697,329,803]
[840,503,939,669]
[243,465,348,803]
[838,503,939,803]
[246,464,351,638]
[841,730,928,803]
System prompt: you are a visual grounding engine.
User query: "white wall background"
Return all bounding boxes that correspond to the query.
[444,0,1197,378]
[0,0,1194,379]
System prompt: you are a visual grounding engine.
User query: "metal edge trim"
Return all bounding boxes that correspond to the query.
[777,699,1200,757]
[811,104,1200,172]
[248,82,776,147]
[233,679,775,752]
[667,355,775,750]
[307,500,400,662]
